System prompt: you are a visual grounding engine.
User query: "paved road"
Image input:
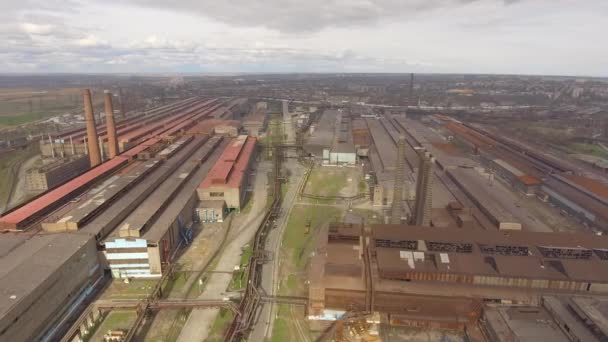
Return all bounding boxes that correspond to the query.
[249,159,306,342]
[176,161,271,342]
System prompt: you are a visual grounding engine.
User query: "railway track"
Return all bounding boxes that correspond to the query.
[223,121,285,341]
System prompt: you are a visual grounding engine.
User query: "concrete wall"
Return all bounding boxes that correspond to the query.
[198,186,241,210]
[329,152,357,165]
[26,156,89,192]
[197,147,255,211]
[148,192,198,276]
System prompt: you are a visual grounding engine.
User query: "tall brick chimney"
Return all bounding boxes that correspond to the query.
[83,89,102,167]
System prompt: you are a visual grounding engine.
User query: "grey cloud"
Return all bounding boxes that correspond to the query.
[118,0,521,33]
[0,37,430,72]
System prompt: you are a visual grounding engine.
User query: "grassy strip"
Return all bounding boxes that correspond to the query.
[229,243,253,291]
[103,279,159,300]
[568,142,608,159]
[84,310,137,342]
[282,204,343,270]
[207,308,235,341]
[271,304,291,342]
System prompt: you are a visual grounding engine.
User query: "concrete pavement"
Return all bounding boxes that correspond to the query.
[176,161,271,342]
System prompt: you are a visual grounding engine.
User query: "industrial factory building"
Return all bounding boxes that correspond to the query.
[198,135,257,211]
[25,155,89,192]
[324,111,357,166]
[309,223,608,328]
[198,200,227,223]
[242,108,266,137]
[0,90,239,340]
[351,118,370,157]
[305,110,338,158]
[103,135,224,278]
[0,232,101,342]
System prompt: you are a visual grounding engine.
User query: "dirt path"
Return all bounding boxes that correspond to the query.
[7,154,40,208]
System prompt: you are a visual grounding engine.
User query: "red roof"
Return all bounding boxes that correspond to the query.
[200,136,256,189]
[0,157,128,226]
[227,137,256,188]
[518,175,541,186]
[121,99,221,143]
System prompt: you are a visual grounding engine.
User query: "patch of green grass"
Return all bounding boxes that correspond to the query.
[85,310,136,341]
[286,274,298,291]
[229,243,253,291]
[164,271,190,299]
[283,205,343,270]
[240,196,254,214]
[304,168,348,197]
[271,305,291,342]
[104,279,159,300]
[101,311,136,330]
[569,143,608,159]
[271,304,313,342]
[0,110,66,126]
[207,308,235,341]
[358,179,368,193]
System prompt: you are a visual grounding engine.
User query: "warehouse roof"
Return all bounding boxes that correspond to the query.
[0,232,95,320]
[370,225,608,249]
[0,157,128,227]
[199,135,256,189]
[369,225,608,282]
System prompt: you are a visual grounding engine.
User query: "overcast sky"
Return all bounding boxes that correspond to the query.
[1,0,606,75]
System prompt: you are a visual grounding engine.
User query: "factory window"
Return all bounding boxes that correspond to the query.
[210,192,224,197]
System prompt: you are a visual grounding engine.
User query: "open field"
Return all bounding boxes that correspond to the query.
[0,87,82,126]
[282,204,343,271]
[568,142,608,159]
[0,87,107,127]
[0,144,39,211]
[271,203,343,342]
[304,168,349,197]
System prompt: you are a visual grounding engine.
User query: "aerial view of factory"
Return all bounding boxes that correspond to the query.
[1,73,608,342]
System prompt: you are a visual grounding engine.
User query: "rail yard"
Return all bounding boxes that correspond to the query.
[1,74,608,342]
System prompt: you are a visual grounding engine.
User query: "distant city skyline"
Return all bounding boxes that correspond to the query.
[1,0,607,76]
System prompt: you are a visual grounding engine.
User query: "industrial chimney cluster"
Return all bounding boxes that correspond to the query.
[82,88,120,167]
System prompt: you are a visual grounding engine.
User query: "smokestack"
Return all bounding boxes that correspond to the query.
[104,90,119,158]
[83,89,102,167]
